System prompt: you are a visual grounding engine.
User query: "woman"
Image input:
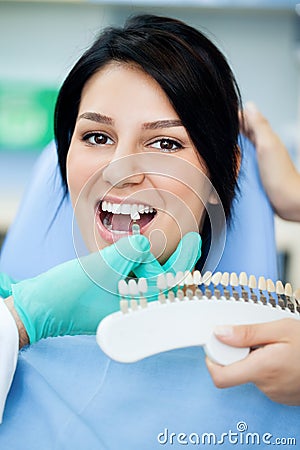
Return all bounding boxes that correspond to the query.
[3,14,241,347]
[2,15,296,448]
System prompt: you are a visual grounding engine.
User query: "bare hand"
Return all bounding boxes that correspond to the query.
[206,319,300,405]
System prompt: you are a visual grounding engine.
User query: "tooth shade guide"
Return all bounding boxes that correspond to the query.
[205,287,212,299]
[120,299,129,314]
[202,271,212,286]
[140,297,148,309]
[130,299,138,311]
[195,288,203,299]
[186,288,194,300]
[266,279,276,307]
[119,271,300,313]
[193,270,202,285]
[175,271,185,286]
[158,292,166,304]
[257,277,267,305]
[138,278,148,310]
[294,289,300,313]
[97,271,300,365]
[177,289,185,300]
[284,283,295,313]
[118,279,129,297]
[157,273,167,292]
[274,280,286,309]
[219,272,230,299]
[248,274,258,303]
[128,279,139,297]
[131,211,140,221]
[166,272,176,289]
[137,277,148,294]
[132,223,140,235]
[168,291,175,302]
[184,271,194,286]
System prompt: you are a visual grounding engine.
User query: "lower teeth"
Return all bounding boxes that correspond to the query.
[102,214,130,234]
[103,216,112,231]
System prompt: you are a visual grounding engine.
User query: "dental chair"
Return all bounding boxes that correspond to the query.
[0,137,298,450]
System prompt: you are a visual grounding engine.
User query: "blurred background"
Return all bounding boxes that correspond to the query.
[1,0,300,285]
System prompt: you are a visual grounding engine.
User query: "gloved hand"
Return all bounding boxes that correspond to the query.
[0,273,15,299]
[11,234,161,344]
[9,232,201,345]
[134,231,202,282]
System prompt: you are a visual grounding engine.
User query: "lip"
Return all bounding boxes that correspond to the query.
[94,196,157,244]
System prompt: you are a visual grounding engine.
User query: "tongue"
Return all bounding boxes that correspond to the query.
[111,214,132,231]
[110,213,154,231]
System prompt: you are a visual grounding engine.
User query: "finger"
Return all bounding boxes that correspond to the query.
[162,232,202,274]
[213,319,295,348]
[133,252,164,279]
[206,350,266,388]
[82,235,155,290]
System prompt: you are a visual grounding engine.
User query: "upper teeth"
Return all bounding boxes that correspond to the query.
[101,201,154,216]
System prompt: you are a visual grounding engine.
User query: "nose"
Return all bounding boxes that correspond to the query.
[102,152,145,188]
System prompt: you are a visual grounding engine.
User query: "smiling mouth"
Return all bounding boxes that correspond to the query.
[97,200,157,234]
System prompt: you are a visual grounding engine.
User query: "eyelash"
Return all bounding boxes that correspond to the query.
[149,138,183,152]
[82,132,184,153]
[82,132,113,146]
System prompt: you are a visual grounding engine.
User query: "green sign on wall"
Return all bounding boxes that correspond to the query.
[0,83,58,152]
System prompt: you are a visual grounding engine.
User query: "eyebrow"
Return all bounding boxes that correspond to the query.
[77,112,113,125]
[142,119,183,130]
[77,112,183,129]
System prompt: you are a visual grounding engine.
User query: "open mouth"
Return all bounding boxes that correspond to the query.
[97,200,157,235]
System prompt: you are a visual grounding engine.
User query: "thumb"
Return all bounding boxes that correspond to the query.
[162,232,202,274]
[213,319,291,348]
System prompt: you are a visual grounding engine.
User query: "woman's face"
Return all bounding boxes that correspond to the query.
[67,62,213,262]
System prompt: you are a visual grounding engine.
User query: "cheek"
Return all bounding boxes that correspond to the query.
[67,151,87,202]
[66,146,104,204]
[158,176,204,228]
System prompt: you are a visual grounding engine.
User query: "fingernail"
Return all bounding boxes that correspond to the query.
[214,325,233,337]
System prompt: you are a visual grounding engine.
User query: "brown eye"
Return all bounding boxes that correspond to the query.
[150,138,183,152]
[83,133,114,146]
[94,134,108,144]
[160,139,174,150]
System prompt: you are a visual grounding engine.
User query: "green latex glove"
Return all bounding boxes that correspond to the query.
[134,231,202,280]
[11,235,161,344]
[0,273,15,299]
[10,232,201,345]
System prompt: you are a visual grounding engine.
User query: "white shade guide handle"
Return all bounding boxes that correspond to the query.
[204,333,250,366]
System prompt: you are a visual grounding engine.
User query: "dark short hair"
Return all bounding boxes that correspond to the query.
[54,14,241,219]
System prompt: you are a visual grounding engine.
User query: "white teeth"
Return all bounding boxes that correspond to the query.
[121,204,131,214]
[101,201,155,216]
[112,203,120,214]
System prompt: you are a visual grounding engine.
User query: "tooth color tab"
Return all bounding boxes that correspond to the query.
[131,211,140,221]
[132,223,140,235]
